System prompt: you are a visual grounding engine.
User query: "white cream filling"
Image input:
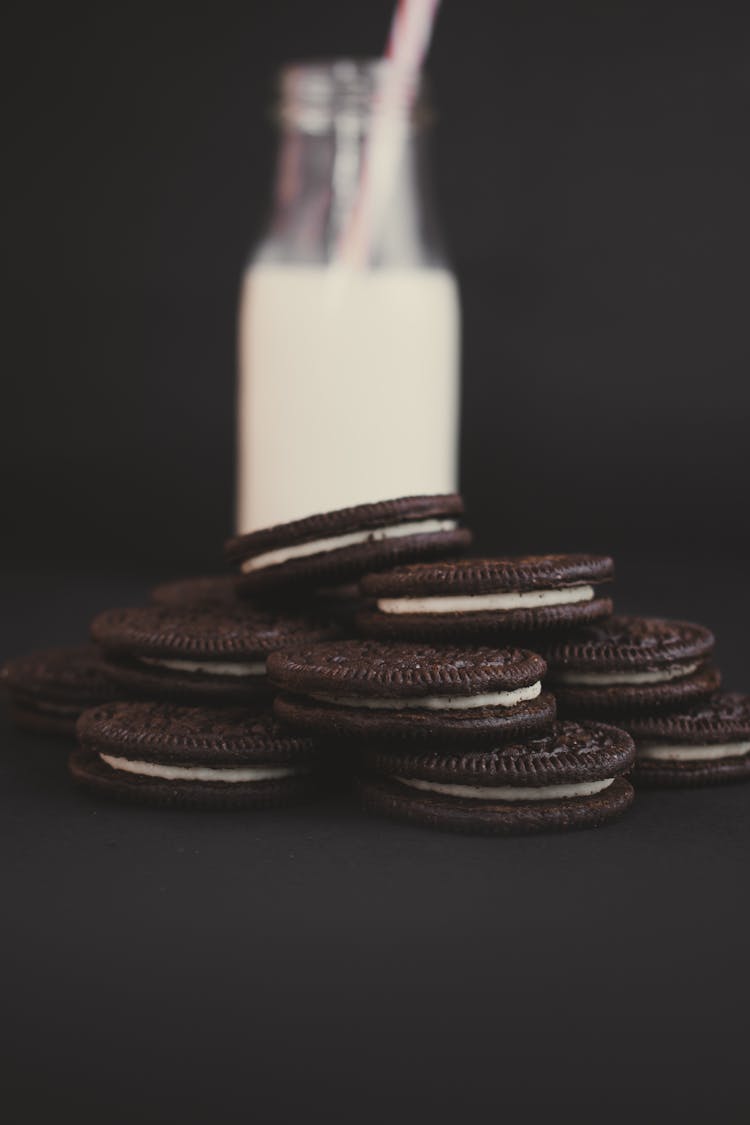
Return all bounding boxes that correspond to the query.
[637,739,750,763]
[99,754,303,783]
[394,775,615,801]
[377,585,595,615]
[139,657,267,677]
[557,662,699,686]
[310,681,542,711]
[241,518,458,573]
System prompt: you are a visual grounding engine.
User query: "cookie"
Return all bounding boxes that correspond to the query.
[225,494,471,594]
[1,645,117,736]
[151,574,239,607]
[268,639,555,742]
[358,554,614,639]
[618,692,750,787]
[356,721,635,834]
[544,616,719,715]
[70,701,322,808]
[90,603,343,704]
[151,574,361,626]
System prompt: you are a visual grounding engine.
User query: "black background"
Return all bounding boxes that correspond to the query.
[3,2,750,1122]
[5,0,750,567]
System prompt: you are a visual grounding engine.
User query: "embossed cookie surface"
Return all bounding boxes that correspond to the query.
[357,721,635,834]
[617,692,750,787]
[71,701,323,809]
[2,645,117,736]
[226,494,472,594]
[268,639,555,743]
[358,554,614,639]
[544,616,718,715]
[91,603,343,704]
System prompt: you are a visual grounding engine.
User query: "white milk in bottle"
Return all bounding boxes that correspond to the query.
[236,61,460,533]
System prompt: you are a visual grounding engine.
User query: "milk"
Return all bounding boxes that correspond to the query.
[236,263,460,532]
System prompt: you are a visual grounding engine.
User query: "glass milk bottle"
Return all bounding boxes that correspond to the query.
[236,59,460,533]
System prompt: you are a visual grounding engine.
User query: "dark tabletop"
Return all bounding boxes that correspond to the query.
[2,559,748,1124]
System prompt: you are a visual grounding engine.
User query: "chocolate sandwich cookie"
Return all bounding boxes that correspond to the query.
[2,645,117,736]
[269,639,555,742]
[356,721,635,834]
[151,574,362,627]
[225,494,471,594]
[620,692,750,787]
[358,554,614,640]
[91,603,343,704]
[545,616,719,715]
[151,574,239,607]
[71,701,322,809]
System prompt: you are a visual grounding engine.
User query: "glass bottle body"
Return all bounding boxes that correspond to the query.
[237,60,460,532]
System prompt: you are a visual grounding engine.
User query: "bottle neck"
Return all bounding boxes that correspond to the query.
[253,60,448,270]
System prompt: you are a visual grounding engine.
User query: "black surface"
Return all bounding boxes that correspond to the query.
[4,1,750,1118]
[2,566,749,1123]
[4,0,750,568]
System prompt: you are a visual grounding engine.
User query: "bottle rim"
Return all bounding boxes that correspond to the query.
[276,57,432,133]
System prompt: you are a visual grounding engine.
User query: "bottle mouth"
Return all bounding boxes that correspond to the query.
[276,58,432,133]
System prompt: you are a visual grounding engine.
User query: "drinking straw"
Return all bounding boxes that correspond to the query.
[335,0,443,267]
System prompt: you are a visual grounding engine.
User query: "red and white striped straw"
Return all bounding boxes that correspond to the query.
[335,0,443,268]
[384,0,441,67]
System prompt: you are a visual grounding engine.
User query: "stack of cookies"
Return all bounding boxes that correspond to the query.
[352,557,750,795]
[1,646,118,737]
[223,533,636,833]
[69,602,343,808]
[543,618,750,789]
[67,494,476,811]
[265,639,635,834]
[4,489,748,825]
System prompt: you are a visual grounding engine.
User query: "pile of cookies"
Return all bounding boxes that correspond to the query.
[264,554,636,833]
[2,492,748,832]
[545,620,750,788]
